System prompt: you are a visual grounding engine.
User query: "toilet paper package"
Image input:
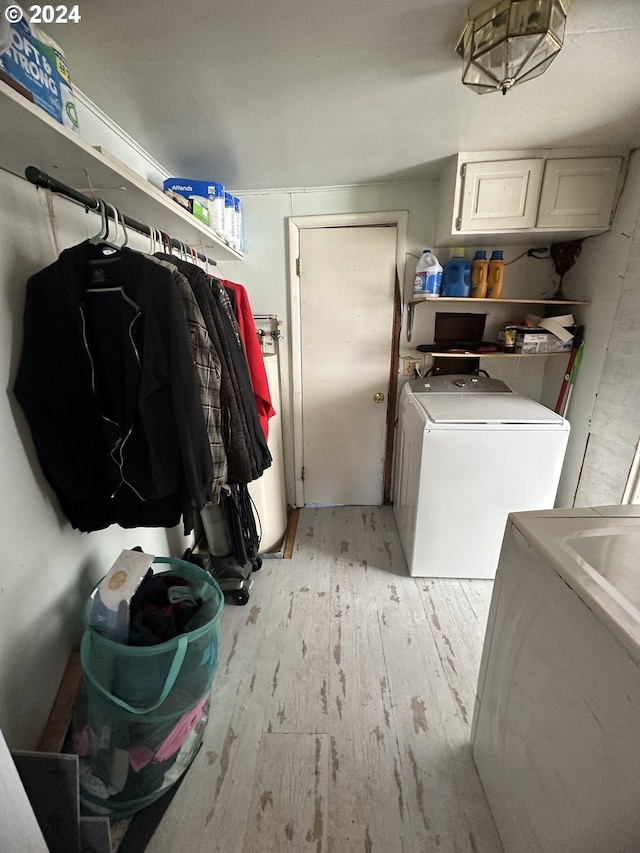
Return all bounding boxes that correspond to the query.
[0,9,80,131]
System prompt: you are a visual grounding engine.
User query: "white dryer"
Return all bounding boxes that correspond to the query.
[472,506,640,852]
[392,374,570,578]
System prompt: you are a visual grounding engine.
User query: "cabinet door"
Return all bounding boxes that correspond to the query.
[458,159,544,232]
[536,157,622,229]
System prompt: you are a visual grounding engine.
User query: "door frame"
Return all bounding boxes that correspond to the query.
[288,211,409,507]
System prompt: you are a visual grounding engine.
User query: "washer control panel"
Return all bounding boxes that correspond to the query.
[407,375,512,394]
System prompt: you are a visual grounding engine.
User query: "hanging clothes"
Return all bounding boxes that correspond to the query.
[222,279,276,442]
[206,274,272,479]
[154,254,271,484]
[13,242,213,533]
[149,256,227,503]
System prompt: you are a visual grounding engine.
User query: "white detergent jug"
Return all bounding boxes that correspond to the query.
[413,249,443,297]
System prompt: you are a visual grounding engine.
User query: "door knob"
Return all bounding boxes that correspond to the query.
[373,392,385,403]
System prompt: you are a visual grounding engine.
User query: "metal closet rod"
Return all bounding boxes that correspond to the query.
[24,165,219,268]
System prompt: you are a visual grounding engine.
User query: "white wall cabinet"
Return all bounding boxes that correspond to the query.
[436,150,625,247]
[537,157,623,230]
[458,159,544,232]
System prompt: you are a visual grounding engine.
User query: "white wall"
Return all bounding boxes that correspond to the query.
[235,175,638,508]
[234,181,584,503]
[553,150,640,506]
[237,163,640,513]
[234,181,436,504]
[0,168,191,749]
[74,88,171,189]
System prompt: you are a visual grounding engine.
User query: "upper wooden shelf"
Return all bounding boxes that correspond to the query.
[408,297,589,306]
[406,295,589,341]
[426,351,570,359]
[0,80,242,261]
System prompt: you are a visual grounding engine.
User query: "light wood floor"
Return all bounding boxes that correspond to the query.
[146,506,503,852]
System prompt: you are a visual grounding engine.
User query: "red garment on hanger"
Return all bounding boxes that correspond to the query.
[222,279,276,441]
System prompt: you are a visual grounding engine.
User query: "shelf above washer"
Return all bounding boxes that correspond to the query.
[409,297,590,306]
[406,296,589,341]
[426,351,570,359]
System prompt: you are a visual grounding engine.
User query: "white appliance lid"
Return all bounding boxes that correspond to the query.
[415,393,566,424]
[566,528,640,611]
[512,513,640,659]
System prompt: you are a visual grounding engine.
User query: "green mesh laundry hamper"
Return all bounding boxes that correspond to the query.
[72,557,223,818]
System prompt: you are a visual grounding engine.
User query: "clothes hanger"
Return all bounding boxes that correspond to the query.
[103,202,121,248]
[86,202,138,306]
[152,228,173,263]
[89,200,125,253]
[156,228,167,258]
[156,228,163,255]
[161,231,172,255]
[115,205,128,248]
[88,198,109,245]
[146,224,161,255]
[196,239,209,275]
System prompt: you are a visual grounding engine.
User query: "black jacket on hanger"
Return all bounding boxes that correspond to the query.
[14,241,213,533]
[155,254,271,483]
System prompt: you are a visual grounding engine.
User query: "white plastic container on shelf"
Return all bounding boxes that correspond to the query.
[223,192,235,245]
[413,249,442,297]
[209,182,226,238]
[233,196,243,252]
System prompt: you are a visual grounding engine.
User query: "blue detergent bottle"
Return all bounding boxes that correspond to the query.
[441,248,471,298]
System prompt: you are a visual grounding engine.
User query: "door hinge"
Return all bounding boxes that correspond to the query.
[296,257,301,277]
[301,466,305,481]
[455,217,462,231]
[460,163,466,179]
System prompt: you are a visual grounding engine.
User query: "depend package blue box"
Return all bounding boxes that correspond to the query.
[163,179,225,202]
[0,15,79,132]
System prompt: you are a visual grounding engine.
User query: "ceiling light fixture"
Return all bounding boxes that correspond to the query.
[456,0,568,95]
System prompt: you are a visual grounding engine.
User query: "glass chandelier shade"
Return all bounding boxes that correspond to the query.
[456,0,568,95]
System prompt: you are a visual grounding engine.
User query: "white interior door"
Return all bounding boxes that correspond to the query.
[299,225,397,506]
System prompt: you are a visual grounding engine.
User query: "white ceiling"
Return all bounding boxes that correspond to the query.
[50,0,640,191]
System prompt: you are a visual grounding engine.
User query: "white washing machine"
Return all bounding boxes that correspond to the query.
[471,506,640,853]
[392,374,570,578]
